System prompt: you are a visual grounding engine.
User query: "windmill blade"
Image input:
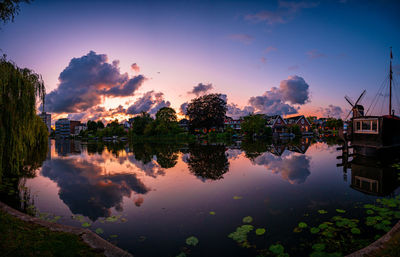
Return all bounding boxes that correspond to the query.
[345,109,353,120]
[354,90,366,106]
[345,95,355,107]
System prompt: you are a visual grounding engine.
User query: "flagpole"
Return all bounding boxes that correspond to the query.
[389,47,392,116]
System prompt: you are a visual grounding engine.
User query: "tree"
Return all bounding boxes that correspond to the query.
[87,120,97,131]
[0,56,48,181]
[241,114,270,137]
[0,0,29,25]
[96,120,104,129]
[186,93,227,132]
[131,112,153,136]
[156,107,177,123]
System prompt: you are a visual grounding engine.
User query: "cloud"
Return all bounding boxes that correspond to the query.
[306,49,326,59]
[248,75,310,115]
[227,34,254,44]
[323,105,344,118]
[253,152,311,184]
[180,102,189,115]
[264,46,277,53]
[226,103,254,119]
[131,63,140,72]
[188,83,213,96]
[261,57,267,64]
[45,51,145,113]
[245,1,318,25]
[126,91,171,115]
[279,75,310,104]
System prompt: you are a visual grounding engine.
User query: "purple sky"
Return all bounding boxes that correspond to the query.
[2,0,400,122]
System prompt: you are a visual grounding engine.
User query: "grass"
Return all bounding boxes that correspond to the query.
[0,210,104,257]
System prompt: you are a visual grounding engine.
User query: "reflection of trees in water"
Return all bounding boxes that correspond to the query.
[241,140,270,160]
[0,137,47,213]
[41,158,149,221]
[129,143,181,169]
[187,144,229,181]
[86,142,105,155]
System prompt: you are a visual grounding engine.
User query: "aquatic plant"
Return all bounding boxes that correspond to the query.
[255,228,266,235]
[209,211,216,215]
[242,216,253,223]
[81,222,91,228]
[228,225,254,245]
[268,244,289,257]
[233,196,243,200]
[95,228,104,234]
[185,236,199,246]
[318,210,328,214]
[298,222,308,228]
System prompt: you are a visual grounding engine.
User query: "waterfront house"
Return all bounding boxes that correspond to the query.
[224,117,243,131]
[285,115,312,135]
[263,115,287,134]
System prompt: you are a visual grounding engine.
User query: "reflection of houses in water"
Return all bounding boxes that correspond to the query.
[267,137,311,156]
[55,140,82,156]
[337,142,400,196]
[350,155,399,196]
[287,138,311,154]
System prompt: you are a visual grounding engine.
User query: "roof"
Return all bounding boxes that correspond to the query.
[263,115,284,126]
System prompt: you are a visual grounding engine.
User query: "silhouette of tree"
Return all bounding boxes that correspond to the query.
[186,94,227,132]
[0,0,29,25]
[187,144,229,180]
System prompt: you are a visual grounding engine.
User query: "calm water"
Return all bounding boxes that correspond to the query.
[22,139,400,256]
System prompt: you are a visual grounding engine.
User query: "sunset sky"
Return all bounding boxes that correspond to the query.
[1,0,400,123]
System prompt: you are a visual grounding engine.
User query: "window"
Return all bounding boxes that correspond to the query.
[354,119,379,134]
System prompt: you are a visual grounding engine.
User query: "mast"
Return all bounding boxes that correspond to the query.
[389,47,393,116]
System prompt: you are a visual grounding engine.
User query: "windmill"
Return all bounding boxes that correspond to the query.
[344,90,366,120]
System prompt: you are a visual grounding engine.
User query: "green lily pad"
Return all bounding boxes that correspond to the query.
[109,235,118,238]
[351,228,361,234]
[233,196,243,200]
[366,210,374,215]
[269,244,284,254]
[318,223,329,230]
[95,228,104,234]
[242,216,253,223]
[81,222,91,228]
[106,215,119,222]
[228,225,253,243]
[176,252,186,257]
[336,209,346,213]
[255,228,266,235]
[312,243,325,251]
[318,210,328,214]
[186,236,199,246]
[209,211,216,215]
[310,227,320,234]
[298,222,308,228]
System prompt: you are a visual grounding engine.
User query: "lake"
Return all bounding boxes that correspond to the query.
[13,138,400,256]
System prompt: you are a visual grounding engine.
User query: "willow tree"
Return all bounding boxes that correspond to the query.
[0,56,48,182]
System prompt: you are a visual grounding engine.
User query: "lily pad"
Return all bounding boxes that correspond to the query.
[242,216,253,223]
[310,227,320,234]
[95,228,104,234]
[366,210,374,215]
[233,196,243,200]
[81,222,91,228]
[209,211,216,215]
[351,228,361,234]
[298,222,308,228]
[228,225,254,243]
[255,228,266,235]
[312,243,325,251]
[186,236,199,246]
[336,209,346,213]
[109,235,118,238]
[269,244,284,254]
[318,210,328,214]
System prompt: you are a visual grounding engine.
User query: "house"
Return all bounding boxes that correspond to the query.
[224,117,243,131]
[285,115,312,135]
[263,115,287,134]
[178,119,189,131]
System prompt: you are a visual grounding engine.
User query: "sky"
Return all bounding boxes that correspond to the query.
[1,0,400,123]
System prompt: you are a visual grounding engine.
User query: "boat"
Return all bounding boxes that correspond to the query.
[346,48,400,156]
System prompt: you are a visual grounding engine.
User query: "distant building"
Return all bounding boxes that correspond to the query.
[74,124,87,136]
[55,118,70,138]
[39,112,51,133]
[178,119,189,131]
[285,115,312,134]
[55,118,81,137]
[224,117,243,130]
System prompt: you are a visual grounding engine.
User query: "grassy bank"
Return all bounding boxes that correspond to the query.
[0,210,103,257]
